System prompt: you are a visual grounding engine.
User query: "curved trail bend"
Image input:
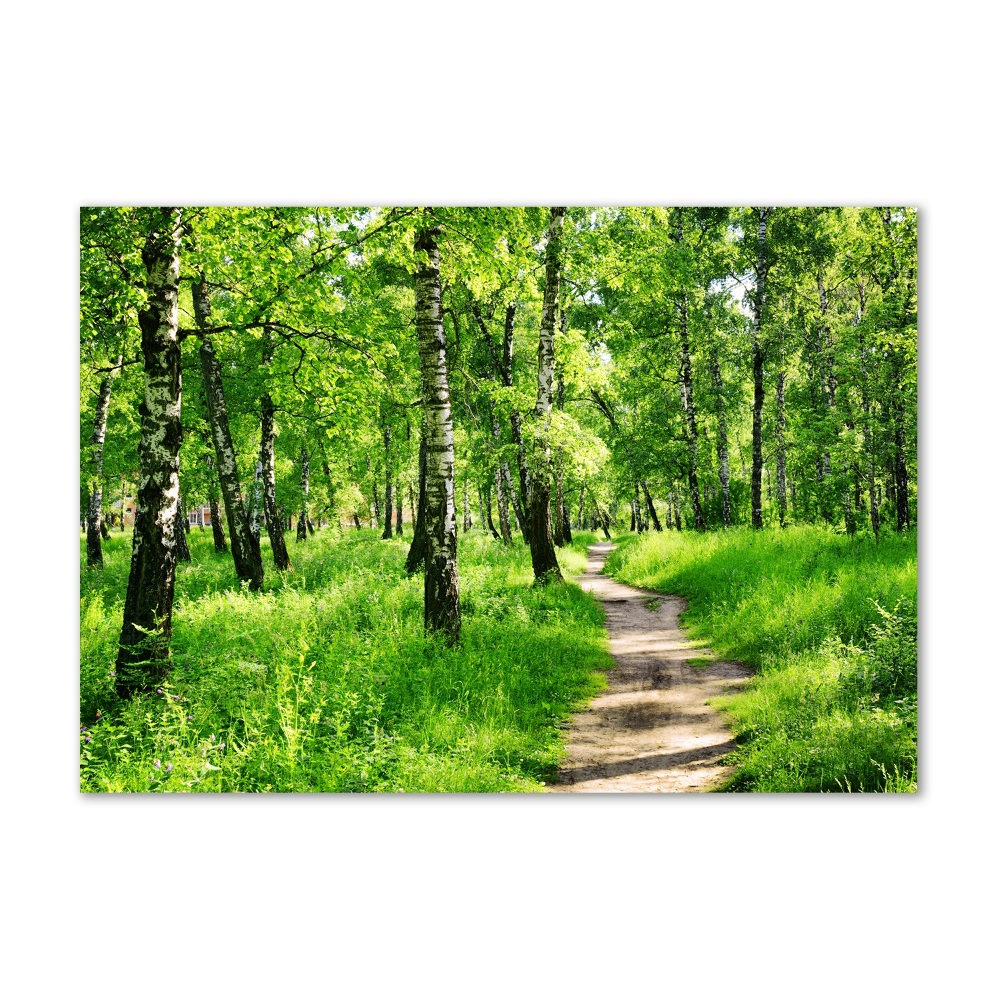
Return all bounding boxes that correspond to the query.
[548,542,751,793]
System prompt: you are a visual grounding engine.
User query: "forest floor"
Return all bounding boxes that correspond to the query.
[548,542,751,793]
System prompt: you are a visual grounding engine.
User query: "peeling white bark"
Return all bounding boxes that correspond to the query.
[85,353,121,567]
[195,279,263,589]
[116,209,184,691]
[414,221,460,639]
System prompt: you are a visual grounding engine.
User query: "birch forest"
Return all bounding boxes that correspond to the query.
[80,206,917,795]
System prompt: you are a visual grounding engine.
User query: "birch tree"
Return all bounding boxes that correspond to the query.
[749,207,772,530]
[527,207,565,584]
[260,389,291,569]
[413,220,460,639]
[84,358,120,567]
[115,209,185,695]
[193,278,264,589]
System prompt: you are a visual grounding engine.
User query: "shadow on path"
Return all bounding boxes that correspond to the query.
[547,542,751,793]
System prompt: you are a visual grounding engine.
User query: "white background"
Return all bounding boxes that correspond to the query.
[2,2,996,996]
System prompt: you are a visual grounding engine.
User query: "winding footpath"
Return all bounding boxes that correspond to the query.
[548,542,752,793]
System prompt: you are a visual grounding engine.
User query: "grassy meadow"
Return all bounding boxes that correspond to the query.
[604,526,917,792]
[80,528,611,792]
[82,521,917,794]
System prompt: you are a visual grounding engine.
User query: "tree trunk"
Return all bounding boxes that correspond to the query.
[750,207,771,530]
[175,488,191,562]
[490,409,513,545]
[554,468,566,547]
[527,207,564,584]
[818,269,838,409]
[641,481,662,531]
[814,274,836,524]
[776,370,788,527]
[317,449,337,527]
[395,485,404,536]
[477,484,487,534]
[462,475,472,532]
[382,422,394,539]
[116,209,184,695]
[892,388,910,531]
[885,453,897,513]
[839,406,859,538]
[260,386,291,569]
[500,462,516,535]
[509,487,523,535]
[250,459,263,540]
[889,346,912,531]
[496,302,530,540]
[297,448,310,542]
[484,480,501,540]
[203,450,224,548]
[878,214,915,531]
[577,481,586,529]
[413,222,461,640]
[493,469,512,545]
[553,369,568,548]
[405,432,429,574]
[195,279,263,590]
[856,290,880,539]
[673,210,705,530]
[596,504,611,540]
[509,410,531,542]
[85,358,119,568]
[473,300,518,544]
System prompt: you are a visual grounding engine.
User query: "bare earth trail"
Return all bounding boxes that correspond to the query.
[548,542,752,793]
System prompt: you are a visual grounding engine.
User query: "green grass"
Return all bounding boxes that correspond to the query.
[604,526,917,793]
[80,528,611,792]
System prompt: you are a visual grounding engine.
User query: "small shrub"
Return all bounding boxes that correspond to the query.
[838,598,917,707]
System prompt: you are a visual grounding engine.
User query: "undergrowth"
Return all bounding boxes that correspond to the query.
[604,526,917,793]
[80,528,609,792]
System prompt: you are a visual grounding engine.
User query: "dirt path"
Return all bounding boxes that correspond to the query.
[548,542,751,793]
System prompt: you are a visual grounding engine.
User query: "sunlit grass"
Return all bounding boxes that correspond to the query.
[605,526,917,793]
[80,527,610,792]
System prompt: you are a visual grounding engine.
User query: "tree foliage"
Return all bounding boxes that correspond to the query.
[81,206,917,676]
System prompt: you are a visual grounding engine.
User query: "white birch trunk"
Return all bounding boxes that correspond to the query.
[414,221,460,640]
[116,209,184,693]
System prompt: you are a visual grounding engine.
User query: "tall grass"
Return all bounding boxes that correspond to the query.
[604,526,917,793]
[80,528,610,792]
